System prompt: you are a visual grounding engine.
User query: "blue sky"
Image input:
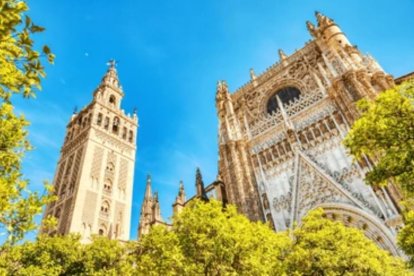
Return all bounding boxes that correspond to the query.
[13,0,414,240]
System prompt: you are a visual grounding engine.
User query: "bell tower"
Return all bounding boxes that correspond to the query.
[42,61,138,242]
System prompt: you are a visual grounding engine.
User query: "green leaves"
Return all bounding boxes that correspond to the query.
[0,202,409,275]
[344,79,414,268]
[398,211,414,268]
[285,209,408,275]
[0,0,55,246]
[344,79,414,197]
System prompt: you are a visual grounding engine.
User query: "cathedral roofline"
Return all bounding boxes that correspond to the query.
[230,40,318,101]
[395,71,414,85]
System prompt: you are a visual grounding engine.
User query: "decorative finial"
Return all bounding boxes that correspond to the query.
[133,107,137,115]
[250,68,257,80]
[107,59,117,69]
[73,106,78,114]
[306,21,317,37]
[278,49,288,61]
[314,11,334,27]
[178,180,185,196]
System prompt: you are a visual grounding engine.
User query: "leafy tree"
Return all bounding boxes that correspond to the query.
[343,80,414,199]
[81,236,133,275]
[136,201,409,275]
[133,225,187,275]
[0,234,133,275]
[343,79,414,263]
[0,0,55,245]
[0,201,409,275]
[286,209,409,275]
[398,210,414,268]
[171,199,291,275]
[0,234,83,275]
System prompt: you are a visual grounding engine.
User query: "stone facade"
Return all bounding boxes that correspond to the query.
[42,63,138,242]
[216,12,403,255]
[137,13,407,255]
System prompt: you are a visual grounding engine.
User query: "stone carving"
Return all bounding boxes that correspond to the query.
[90,146,104,179]
[273,192,292,212]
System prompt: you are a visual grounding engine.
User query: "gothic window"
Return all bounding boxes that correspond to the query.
[122,127,127,140]
[266,86,301,115]
[104,117,110,130]
[101,200,110,215]
[97,113,103,126]
[103,179,112,193]
[112,117,120,134]
[327,118,336,130]
[77,116,82,126]
[128,130,133,143]
[106,162,115,173]
[109,95,116,105]
[88,113,92,124]
[82,116,87,128]
[66,131,71,142]
[98,224,107,236]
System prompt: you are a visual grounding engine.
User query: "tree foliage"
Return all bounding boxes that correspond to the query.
[343,80,414,199]
[0,200,409,275]
[0,234,132,275]
[0,0,55,246]
[135,200,408,276]
[285,209,408,275]
[343,79,414,264]
[398,210,414,268]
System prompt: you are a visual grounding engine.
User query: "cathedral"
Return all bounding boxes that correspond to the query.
[43,12,411,255]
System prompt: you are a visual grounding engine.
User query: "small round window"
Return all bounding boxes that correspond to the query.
[266,86,301,115]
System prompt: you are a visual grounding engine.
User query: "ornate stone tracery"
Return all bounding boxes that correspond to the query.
[216,12,402,254]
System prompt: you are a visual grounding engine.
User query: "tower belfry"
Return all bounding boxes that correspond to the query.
[42,62,138,242]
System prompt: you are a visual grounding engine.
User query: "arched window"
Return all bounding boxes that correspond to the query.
[104,179,112,193]
[101,200,110,214]
[66,131,71,142]
[112,117,120,134]
[106,162,115,173]
[98,224,107,236]
[109,95,116,105]
[267,86,301,115]
[122,127,127,140]
[128,130,134,143]
[97,113,103,126]
[104,117,110,130]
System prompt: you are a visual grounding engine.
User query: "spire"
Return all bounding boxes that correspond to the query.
[173,180,186,215]
[144,175,152,199]
[101,59,120,88]
[195,168,209,202]
[315,11,334,28]
[306,21,317,37]
[216,80,230,100]
[178,180,185,199]
[216,80,231,113]
[152,191,163,222]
